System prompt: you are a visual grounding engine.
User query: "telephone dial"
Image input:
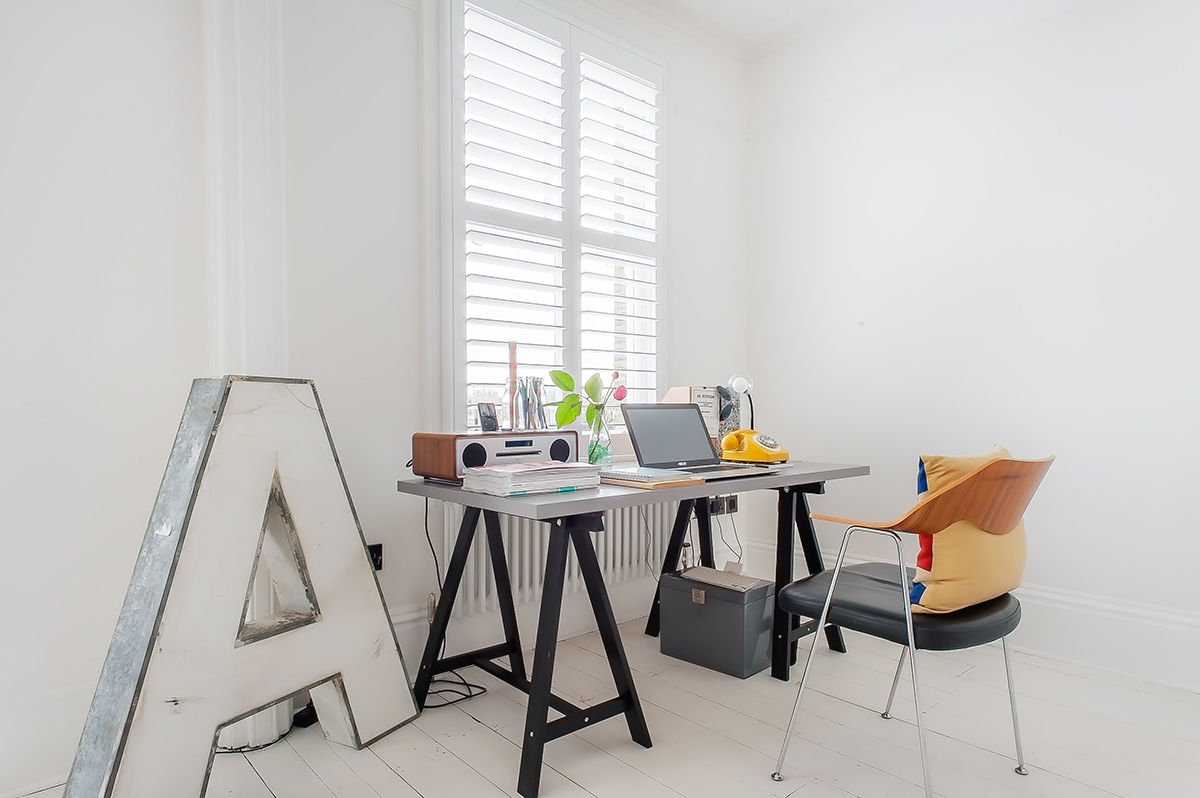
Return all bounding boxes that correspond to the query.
[720,429,789,464]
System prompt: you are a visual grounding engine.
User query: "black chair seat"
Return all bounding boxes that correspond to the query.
[778,562,1021,651]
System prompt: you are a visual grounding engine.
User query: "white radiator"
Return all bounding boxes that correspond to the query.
[444,502,674,618]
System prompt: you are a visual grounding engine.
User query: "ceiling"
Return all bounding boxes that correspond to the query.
[646,0,832,54]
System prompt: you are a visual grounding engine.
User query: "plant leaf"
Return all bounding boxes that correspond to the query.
[585,403,597,427]
[549,370,574,392]
[555,394,581,427]
[584,373,603,403]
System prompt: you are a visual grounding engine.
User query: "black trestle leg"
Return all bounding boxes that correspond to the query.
[794,490,847,654]
[569,524,652,748]
[517,520,571,798]
[644,498,694,637]
[414,506,480,707]
[772,489,796,680]
[484,510,527,682]
[695,498,715,568]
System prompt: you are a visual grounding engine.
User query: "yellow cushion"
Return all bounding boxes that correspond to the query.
[911,446,1026,614]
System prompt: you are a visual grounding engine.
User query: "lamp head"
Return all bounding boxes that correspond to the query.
[727,375,753,395]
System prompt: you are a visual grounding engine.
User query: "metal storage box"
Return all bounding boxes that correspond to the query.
[659,571,773,679]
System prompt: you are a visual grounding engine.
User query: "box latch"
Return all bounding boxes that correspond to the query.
[691,588,705,605]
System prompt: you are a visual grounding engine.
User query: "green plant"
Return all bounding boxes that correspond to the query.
[548,370,627,463]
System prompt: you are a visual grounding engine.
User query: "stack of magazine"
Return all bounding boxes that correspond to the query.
[462,461,601,497]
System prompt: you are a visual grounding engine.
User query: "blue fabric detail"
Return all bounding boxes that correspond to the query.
[917,457,928,495]
[910,582,926,605]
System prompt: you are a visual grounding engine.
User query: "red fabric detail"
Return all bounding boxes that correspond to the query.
[917,533,933,571]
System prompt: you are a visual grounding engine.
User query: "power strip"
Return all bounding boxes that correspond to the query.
[706,495,740,515]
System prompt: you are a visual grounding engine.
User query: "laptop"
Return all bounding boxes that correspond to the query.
[602,403,781,482]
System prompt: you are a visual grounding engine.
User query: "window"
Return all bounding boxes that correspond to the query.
[452,0,663,430]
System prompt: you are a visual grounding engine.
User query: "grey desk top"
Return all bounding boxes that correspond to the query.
[396,461,869,521]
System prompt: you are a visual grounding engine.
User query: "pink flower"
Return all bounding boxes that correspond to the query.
[613,385,627,401]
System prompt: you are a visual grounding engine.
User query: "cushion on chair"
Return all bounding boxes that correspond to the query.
[911,445,1027,614]
[778,562,1021,650]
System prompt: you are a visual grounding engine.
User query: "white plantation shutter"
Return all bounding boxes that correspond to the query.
[577,53,659,410]
[463,6,565,221]
[579,56,658,242]
[464,224,564,419]
[454,1,663,429]
[580,247,657,405]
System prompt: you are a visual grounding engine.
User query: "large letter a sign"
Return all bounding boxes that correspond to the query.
[65,377,418,797]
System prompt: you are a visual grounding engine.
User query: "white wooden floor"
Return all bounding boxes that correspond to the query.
[35,619,1200,797]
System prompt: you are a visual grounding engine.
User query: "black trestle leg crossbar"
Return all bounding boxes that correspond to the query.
[432,643,523,678]
[544,695,633,741]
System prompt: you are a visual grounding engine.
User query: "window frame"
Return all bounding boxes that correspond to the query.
[445,0,667,432]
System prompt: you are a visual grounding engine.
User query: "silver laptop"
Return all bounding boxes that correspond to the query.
[605,403,778,481]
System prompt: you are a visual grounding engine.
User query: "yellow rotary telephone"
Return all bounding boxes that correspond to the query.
[720,429,789,464]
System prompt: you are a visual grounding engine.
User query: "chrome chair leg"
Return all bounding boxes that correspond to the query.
[889,533,932,798]
[881,648,907,719]
[770,530,856,782]
[1002,636,1029,775]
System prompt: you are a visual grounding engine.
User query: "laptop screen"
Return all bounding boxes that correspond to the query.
[621,404,719,468]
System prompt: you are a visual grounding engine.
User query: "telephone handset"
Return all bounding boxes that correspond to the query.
[720,429,790,464]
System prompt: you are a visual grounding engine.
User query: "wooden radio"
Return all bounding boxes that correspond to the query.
[411,430,578,482]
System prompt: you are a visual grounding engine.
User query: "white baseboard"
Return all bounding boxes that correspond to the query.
[742,539,1200,692]
[1011,583,1200,693]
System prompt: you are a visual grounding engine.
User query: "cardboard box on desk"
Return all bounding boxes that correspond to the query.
[661,385,740,441]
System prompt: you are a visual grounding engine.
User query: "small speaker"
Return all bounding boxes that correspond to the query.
[412,430,579,482]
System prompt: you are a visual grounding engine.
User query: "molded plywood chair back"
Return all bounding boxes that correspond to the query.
[812,456,1054,536]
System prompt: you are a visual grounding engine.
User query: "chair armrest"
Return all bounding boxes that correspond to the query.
[809,513,895,530]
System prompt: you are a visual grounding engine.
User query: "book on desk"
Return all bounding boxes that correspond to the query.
[599,473,704,490]
[462,460,601,497]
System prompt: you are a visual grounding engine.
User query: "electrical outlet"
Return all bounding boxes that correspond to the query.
[707,495,738,515]
[426,593,437,625]
[367,543,383,571]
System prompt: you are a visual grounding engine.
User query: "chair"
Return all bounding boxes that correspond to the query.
[769,456,1054,797]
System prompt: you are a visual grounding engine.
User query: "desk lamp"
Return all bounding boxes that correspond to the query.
[727,375,754,430]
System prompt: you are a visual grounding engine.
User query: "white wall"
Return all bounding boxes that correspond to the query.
[744,0,1200,688]
[0,2,207,795]
[279,0,435,653]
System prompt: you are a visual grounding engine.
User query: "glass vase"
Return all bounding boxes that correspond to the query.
[586,417,612,465]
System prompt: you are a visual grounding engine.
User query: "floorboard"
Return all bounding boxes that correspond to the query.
[27,621,1199,798]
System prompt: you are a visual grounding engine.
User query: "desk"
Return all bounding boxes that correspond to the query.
[396,460,866,798]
